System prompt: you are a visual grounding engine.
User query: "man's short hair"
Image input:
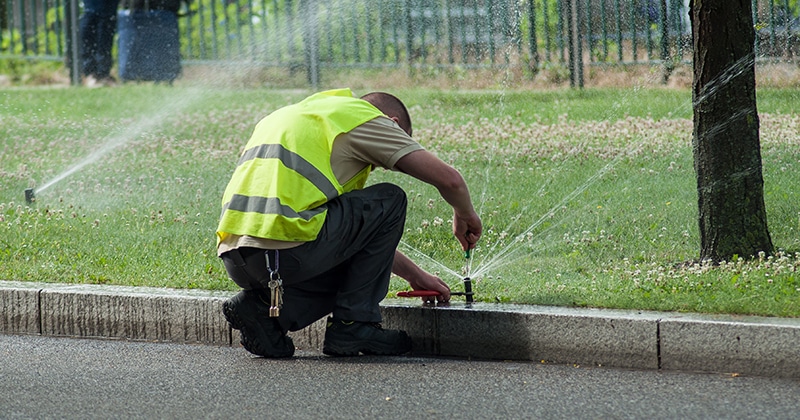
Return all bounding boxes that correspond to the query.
[360,92,413,136]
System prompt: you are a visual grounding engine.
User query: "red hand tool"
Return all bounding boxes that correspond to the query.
[395,289,471,300]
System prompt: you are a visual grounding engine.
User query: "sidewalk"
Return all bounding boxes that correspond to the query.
[2,280,799,378]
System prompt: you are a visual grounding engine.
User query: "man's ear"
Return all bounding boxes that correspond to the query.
[388,116,411,136]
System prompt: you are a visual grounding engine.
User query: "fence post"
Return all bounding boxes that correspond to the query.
[752,0,760,56]
[65,0,81,86]
[660,0,672,83]
[576,0,583,87]
[567,0,574,84]
[528,0,540,74]
[302,0,320,89]
[567,0,584,88]
[405,0,413,73]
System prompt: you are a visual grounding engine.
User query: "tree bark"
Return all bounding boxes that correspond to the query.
[690,0,773,262]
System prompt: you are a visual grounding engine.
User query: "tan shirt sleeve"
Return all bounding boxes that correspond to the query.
[331,116,425,184]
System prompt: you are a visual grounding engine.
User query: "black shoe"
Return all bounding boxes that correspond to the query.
[322,317,412,356]
[222,290,294,358]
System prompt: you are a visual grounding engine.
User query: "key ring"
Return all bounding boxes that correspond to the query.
[265,249,283,317]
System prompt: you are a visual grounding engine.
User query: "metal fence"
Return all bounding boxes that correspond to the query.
[1,0,798,86]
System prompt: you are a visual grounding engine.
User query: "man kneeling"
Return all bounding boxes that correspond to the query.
[216,89,482,357]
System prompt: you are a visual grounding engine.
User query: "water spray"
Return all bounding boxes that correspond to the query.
[24,188,35,204]
[29,90,204,199]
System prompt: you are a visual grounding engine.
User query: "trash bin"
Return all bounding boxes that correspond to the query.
[117,0,183,83]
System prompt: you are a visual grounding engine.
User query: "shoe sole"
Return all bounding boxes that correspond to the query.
[222,300,259,354]
[322,338,412,357]
[222,300,293,358]
[222,300,244,329]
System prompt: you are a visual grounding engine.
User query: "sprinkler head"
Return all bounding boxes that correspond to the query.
[462,277,474,303]
[24,188,35,204]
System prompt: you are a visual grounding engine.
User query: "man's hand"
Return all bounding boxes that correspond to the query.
[453,209,482,251]
[408,271,451,304]
[392,250,451,303]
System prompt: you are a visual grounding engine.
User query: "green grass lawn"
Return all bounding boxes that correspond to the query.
[2,85,799,317]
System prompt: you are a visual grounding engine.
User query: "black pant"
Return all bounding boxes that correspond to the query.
[80,4,120,78]
[221,183,407,332]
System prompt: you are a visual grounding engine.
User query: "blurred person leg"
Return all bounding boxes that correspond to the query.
[80,0,121,86]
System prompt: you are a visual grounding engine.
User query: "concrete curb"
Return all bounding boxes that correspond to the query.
[2,280,799,378]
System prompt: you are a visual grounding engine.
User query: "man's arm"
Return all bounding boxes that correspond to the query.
[391,149,482,303]
[394,149,482,251]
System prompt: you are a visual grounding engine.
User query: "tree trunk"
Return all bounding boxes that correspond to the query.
[690,0,773,262]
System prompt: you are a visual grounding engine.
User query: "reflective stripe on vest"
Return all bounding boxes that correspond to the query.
[222,194,327,221]
[237,143,339,201]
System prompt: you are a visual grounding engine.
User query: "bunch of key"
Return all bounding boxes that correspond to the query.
[268,277,283,317]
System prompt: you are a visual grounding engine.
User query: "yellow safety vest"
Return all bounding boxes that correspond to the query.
[216,89,383,244]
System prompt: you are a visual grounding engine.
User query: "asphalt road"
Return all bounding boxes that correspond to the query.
[2,334,799,419]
